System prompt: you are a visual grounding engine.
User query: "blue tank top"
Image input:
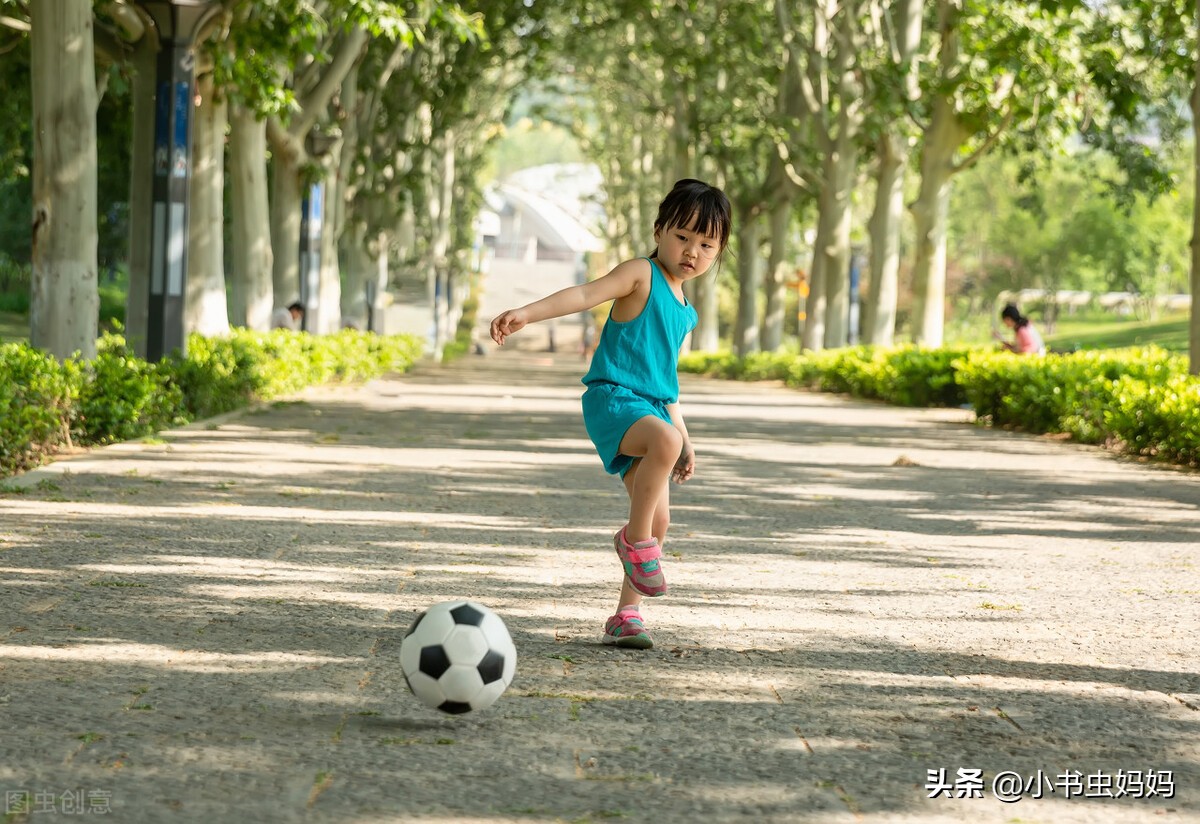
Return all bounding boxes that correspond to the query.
[582,258,698,404]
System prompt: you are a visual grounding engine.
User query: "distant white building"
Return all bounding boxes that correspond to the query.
[486,163,605,262]
[478,164,607,349]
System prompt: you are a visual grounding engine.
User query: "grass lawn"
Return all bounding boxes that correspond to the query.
[0,310,27,343]
[1045,313,1190,353]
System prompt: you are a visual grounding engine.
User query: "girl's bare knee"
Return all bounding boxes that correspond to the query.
[653,425,683,459]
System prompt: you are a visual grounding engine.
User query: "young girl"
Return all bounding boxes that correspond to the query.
[489,179,732,650]
[996,302,1046,355]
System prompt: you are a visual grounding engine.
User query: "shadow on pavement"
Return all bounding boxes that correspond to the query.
[1,353,1196,822]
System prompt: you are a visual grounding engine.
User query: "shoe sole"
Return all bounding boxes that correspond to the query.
[601,633,654,650]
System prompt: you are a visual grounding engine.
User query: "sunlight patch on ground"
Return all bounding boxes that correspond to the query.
[0,641,354,671]
[190,583,406,611]
[29,444,595,479]
[77,556,409,583]
[0,500,528,528]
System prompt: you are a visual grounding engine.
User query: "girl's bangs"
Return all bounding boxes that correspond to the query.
[661,198,729,245]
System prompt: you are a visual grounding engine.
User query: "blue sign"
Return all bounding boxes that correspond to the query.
[172,81,190,178]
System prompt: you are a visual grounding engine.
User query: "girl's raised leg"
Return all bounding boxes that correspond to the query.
[617,416,681,543]
[616,457,671,613]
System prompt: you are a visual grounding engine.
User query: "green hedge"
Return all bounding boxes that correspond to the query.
[680,345,975,407]
[0,344,79,474]
[1,329,423,477]
[679,345,1200,467]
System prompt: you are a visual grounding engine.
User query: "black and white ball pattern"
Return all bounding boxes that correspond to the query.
[400,600,517,714]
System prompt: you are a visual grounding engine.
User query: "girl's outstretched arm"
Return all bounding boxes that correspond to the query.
[490,259,648,346]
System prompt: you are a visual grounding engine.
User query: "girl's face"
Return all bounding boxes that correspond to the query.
[654,217,724,281]
[1002,317,1016,330]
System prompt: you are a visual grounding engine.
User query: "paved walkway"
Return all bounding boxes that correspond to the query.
[1,351,1197,823]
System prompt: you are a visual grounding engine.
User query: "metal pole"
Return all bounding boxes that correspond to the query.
[146,31,192,360]
[140,1,219,361]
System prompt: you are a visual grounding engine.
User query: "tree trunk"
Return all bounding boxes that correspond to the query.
[371,231,390,332]
[762,200,792,351]
[801,212,830,350]
[228,106,273,329]
[125,38,156,355]
[690,161,724,352]
[866,0,923,346]
[909,0,964,348]
[428,131,454,359]
[631,132,650,254]
[689,269,718,351]
[822,131,856,350]
[270,146,305,307]
[909,93,961,347]
[316,146,343,334]
[865,132,907,345]
[265,26,365,316]
[733,206,763,357]
[185,74,229,337]
[669,90,693,184]
[1191,0,1200,374]
[30,0,99,360]
[337,64,362,328]
[341,225,389,332]
[341,220,372,329]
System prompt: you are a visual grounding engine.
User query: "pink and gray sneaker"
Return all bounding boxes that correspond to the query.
[602,607,653,650]
[614,525,667,597]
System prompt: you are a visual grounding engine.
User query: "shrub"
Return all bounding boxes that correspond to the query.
[0,343,77,475]
[880,346,973,407]
[680,344,1198,467]
[1104,374,1200,464]
[1,329,424,477]
[168,332,271,420]
[75,334,183,444]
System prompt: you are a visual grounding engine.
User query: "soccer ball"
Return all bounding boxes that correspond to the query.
[400,600,517,714]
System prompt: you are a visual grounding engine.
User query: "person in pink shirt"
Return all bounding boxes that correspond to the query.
[997,303,1045,354]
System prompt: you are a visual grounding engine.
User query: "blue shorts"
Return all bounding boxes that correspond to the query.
[581,383,673,478]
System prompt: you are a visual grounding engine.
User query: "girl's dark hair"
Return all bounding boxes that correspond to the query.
[1000,303,1028,328]
[650,179,732,261]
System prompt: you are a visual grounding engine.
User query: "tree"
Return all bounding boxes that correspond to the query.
[227,100,273,329]
[777,0,872,351]
[1033,0,1198,368]
[863,0,923,345]
[558,1,797,353]
[30,0,99,360]
[550,1,739,350]
[706,2,793,357]
[186,68,230,336]
[907,0,1092,347]
[267,23,369,329]
[1188,0,1198,371]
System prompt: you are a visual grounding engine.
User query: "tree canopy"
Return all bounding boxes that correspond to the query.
[0,0,1197,370]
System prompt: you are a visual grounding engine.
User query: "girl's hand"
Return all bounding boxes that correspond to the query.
[490,309,528,346]
[672,440,696,484]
